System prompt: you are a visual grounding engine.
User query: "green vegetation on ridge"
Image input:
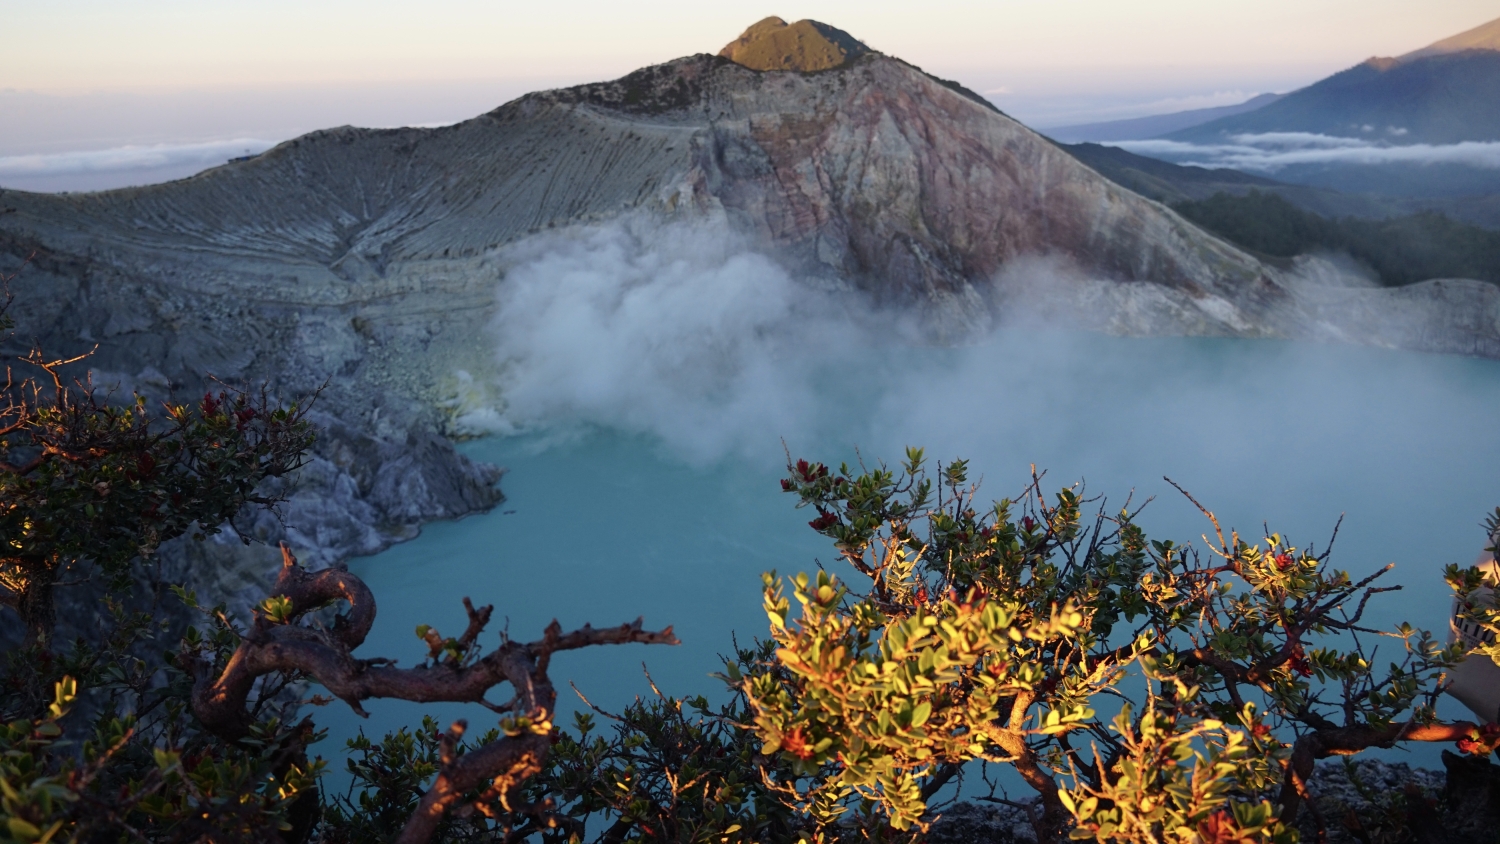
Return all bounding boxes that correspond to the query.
[1172,190,1500,286]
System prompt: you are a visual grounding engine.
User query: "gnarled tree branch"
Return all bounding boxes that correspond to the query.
[1276,720,1478,822]
[184,543,679,844]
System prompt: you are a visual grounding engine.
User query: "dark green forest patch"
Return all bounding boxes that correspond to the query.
[1173,190,1500,286]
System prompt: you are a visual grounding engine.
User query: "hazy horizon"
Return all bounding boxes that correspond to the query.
[2,0,1496,192]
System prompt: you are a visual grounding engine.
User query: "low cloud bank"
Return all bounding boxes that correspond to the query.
[1112,133,1500,172]
[0,138,276,178]
[0,139,278,192]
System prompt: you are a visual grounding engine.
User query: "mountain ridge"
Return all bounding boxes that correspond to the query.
[3,31,1499,581]
[1168,49,1500,145]
[2,52,1286,336]
[1402,15,1500,60]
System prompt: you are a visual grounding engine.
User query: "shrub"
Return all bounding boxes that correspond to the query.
[748,449,1484,842]
[0,266,316,646]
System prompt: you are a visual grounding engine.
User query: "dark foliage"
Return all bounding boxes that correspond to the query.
[1172,190,1500,285]
[0,263,317,645]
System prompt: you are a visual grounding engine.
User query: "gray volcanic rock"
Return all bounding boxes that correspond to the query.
[2,52,1296,359]
[530,53,1293,341]
[923,758,1491,844]
[1,35,1495,581]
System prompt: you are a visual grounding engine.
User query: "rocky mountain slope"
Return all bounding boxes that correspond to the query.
[1402,14,1500,60]
[1169,49,1500,145]
[2,19,1497,582]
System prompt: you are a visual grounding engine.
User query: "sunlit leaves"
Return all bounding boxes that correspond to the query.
[756,448,1466,841]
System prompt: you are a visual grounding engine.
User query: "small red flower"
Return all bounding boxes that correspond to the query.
[780,478,794,492]
[1274,553,1294,571]
[1021,516,1036,532]
[915,586,929,604]
[1457,737,1481,754]
[808,510,839,532]
[781,726,816,760]
[1251,723,1272,739]
[1288,643,1313,678]
[793,459,828,483]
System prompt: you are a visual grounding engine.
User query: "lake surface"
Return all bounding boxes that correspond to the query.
[331,330,1500,776]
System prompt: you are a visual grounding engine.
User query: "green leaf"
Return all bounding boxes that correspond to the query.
[7,818,42,843]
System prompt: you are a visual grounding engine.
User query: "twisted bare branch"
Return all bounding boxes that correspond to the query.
[184,544,678,844]
[1276,720,1479,822]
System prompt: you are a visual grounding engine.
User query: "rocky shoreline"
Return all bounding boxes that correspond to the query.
[927,755,1500,844]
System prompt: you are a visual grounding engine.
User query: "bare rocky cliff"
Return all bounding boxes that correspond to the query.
[1,33,1496,583]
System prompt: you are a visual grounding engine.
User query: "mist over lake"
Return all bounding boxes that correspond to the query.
[333,330,1500,773]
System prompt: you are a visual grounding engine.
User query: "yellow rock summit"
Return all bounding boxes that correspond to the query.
[718,16,871,72]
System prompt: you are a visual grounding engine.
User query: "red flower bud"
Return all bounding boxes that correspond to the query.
[808,511,839,532]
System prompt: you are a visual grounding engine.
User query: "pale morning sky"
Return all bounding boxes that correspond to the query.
[1,0,1496,189]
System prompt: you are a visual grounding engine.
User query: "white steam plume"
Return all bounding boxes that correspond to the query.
[475,217,1490,491]
[484,220,886,463]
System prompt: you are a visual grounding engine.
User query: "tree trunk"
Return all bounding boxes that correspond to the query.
[13,556,57,646]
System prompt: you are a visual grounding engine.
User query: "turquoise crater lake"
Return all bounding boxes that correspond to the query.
[330,330,1500,773]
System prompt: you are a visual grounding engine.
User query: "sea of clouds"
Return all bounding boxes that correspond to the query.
[1111,132,1500,173]
[0,138,279,192]
[0,138,274,178]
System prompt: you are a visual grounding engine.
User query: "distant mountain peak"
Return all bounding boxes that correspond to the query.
[718,17,871,71]
[1401,15,1500,61]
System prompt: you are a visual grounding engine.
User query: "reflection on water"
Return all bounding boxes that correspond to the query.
[331,331,1500,775]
